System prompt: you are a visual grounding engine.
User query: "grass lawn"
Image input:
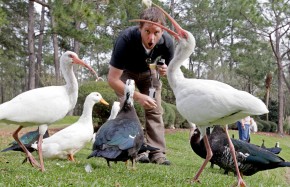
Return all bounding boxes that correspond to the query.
[0,122,290,187]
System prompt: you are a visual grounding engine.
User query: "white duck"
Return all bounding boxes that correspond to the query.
[107,101,121,120]
[134,1,269,186]
[0,51,97,171]
[32,92,109,161]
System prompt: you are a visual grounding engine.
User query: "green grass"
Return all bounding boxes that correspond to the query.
[0,123,290,187]
[52,116,80,125]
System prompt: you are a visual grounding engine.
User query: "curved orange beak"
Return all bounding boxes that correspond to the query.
[130,1,188,40]
[71,55,100,80]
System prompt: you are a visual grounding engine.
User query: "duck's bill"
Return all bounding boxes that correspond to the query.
[100,98,109,106]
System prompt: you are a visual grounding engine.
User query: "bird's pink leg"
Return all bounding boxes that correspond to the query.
[191,134,213,183]
[12,126,40,169]
[224,126,246,187]
[37,135,45,172]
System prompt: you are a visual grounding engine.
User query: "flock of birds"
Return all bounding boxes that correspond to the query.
[0,0,289,186]
[1,78,149,170]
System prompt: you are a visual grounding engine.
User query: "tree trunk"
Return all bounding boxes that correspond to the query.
[73,20,81,82]
[35,1,46,88]
[283,52,290,93]
[49,5,60,85]
[0,81,4,103]
[274,26,284,135]
[277,60,284,135]
[68,21,81,116]
[28,0,36,90]
[265,72,272,121]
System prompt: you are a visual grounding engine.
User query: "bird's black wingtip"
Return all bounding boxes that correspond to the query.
[279,161,290,167]
[87,151,97,159]
[138,144,160,154]
[1,146,14,152]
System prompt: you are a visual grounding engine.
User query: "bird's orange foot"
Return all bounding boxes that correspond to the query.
[67,154,75,162]
[232,179,246,187]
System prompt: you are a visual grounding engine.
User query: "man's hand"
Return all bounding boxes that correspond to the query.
[157,64,167,76]
[135,92,157,109]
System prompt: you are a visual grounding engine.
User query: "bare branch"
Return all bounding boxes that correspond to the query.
[269,34,280,61]
[269,21,290,36]
[282,69,290,93]
[281,48,290,59]
[239,11,269,37]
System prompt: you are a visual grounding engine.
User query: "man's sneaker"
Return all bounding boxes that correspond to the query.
[136,154,150,163]
[151,157,171,165]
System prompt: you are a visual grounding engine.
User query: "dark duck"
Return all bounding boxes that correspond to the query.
[1,127,49,163]
[87,79,144,169]
[1,127,49,153]
[190,126,290,176]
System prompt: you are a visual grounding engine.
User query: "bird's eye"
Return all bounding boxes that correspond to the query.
[68,54,73,58]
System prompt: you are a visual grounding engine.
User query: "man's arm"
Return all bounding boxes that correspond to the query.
[107,65,125,96]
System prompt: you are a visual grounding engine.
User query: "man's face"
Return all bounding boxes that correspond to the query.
[140,23,164,50]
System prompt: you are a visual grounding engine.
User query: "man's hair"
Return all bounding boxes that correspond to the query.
[139,7,166,28]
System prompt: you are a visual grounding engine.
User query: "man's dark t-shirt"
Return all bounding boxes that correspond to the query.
[110,26,175,73]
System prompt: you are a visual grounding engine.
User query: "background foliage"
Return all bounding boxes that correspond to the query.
[0,0,290,133]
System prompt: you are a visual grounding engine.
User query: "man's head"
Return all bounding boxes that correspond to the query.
[139,7,166,50]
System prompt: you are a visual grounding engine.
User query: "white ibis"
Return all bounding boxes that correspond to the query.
[0,51,98,172]
[31,92,109,161]
[132,1,269,186]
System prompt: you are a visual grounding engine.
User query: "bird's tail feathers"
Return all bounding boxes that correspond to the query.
[87,150,98,159]
[279,162,290,167]
[87,149,121,159]
[1,145,17,152]
[138,144,159,154]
